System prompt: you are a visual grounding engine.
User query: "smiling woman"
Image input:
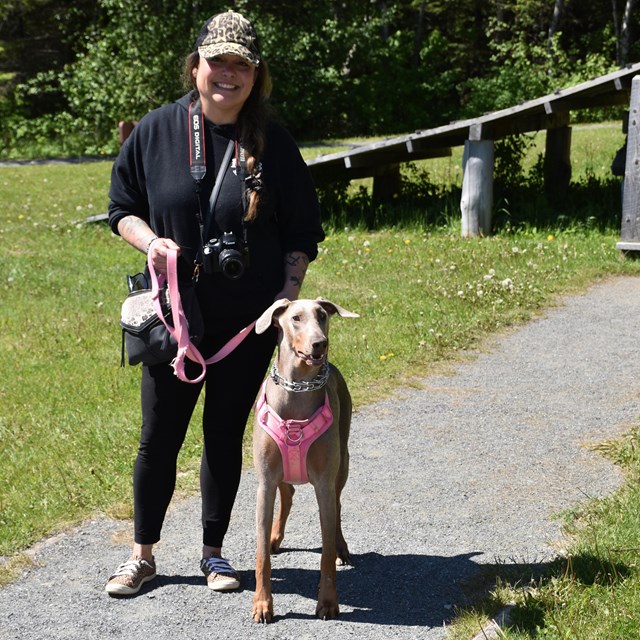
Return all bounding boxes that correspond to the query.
[104,9,324,598]
[190,13,260,125]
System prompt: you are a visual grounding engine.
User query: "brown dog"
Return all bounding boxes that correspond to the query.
[252,297,358,622]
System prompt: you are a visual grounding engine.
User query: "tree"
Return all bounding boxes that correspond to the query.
[619,0,638,66]
[0,0,635,157]
[548,0,565,53]
[10,0,217,152]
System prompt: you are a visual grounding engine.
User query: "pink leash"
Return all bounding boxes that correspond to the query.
[149,248,255,384]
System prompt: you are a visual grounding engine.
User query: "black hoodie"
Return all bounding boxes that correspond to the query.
[108,92,324,327]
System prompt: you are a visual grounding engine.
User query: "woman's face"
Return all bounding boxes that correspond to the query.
[193,54,258,124]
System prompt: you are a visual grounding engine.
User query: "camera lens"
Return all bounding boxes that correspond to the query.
[220,250,245,280]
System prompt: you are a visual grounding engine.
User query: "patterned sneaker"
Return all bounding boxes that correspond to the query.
[200,556,240,592]
[105,556,157,596]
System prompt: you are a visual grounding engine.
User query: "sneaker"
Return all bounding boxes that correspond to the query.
[200,556,240,592]
[105,556,157,596]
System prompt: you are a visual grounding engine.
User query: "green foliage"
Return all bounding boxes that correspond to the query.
[342,25,459,134]
[8,0,205,156]
[494,134,539,190]
[246,4,458,137]
[0,111,97,159]
[0,1,633,158]
[461,17,616,119]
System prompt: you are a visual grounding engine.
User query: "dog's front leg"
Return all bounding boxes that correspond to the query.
[253,479,277,623]
[314,482,339,619]
[271,482,294,552]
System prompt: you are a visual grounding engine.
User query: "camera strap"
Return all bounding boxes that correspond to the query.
[188,98,207,184]
[189,97,238,267]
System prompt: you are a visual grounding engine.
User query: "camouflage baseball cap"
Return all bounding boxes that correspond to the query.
[195,10,260,67]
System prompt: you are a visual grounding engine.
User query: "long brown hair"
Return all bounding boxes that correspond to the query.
[183,52,273,222]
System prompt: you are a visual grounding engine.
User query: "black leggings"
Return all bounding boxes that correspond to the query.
[133,321,276,548]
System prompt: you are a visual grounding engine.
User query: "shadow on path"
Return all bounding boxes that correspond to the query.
[242,550,556,627]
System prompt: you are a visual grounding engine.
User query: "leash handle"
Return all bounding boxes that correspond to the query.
[148,248,255,383]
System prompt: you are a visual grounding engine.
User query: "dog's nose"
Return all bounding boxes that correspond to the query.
[312,339,328,353]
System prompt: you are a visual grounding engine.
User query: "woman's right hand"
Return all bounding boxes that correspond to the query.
[117,215,181,275]
[147,237,181,275]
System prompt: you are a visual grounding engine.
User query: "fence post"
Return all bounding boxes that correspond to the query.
[461,139,494,237]
[372,164,402,206]
[617,75,640,253]
[118,121,138,146]
[544,123,572,197]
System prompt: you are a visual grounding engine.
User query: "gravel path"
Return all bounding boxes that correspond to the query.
[3,276,640,640]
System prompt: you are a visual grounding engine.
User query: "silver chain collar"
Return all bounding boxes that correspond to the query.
[270,360,330,393]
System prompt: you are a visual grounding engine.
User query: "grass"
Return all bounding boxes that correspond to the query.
[1,126,640,639]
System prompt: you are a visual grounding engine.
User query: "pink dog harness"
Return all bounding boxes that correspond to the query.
[255,381,334,484]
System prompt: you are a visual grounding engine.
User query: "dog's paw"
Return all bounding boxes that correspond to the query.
[336,545,351,566]
[252,599,273,623]
[269,536,283,554]
[316,599,340,620]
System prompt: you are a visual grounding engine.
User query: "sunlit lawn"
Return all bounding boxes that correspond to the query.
[1,127,639,603]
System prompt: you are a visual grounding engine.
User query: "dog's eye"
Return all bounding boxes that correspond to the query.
[292,315,301,322]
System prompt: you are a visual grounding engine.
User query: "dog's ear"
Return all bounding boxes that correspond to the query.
[315,297,359,319]
[255,298,291,334]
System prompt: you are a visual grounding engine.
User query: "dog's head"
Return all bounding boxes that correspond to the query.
[256,297,358,366]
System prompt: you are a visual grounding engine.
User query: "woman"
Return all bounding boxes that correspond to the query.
[105,10,324,596]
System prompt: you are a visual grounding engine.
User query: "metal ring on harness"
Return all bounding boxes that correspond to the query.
[285,425,304,444]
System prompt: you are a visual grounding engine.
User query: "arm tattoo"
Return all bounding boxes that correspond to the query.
[288,275,304,289]
[117,215,154,253]
[285,253,309,268]
[283,252,310,291]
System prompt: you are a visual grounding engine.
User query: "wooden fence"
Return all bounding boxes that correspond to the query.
[306,62,640,243]
[113,64,640,247]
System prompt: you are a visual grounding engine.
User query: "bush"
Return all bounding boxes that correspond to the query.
[461,20,615,120]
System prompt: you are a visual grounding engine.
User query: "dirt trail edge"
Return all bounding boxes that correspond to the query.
[3,276,640,640]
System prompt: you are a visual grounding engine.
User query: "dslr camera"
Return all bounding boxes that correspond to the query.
[202,231,249,280]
